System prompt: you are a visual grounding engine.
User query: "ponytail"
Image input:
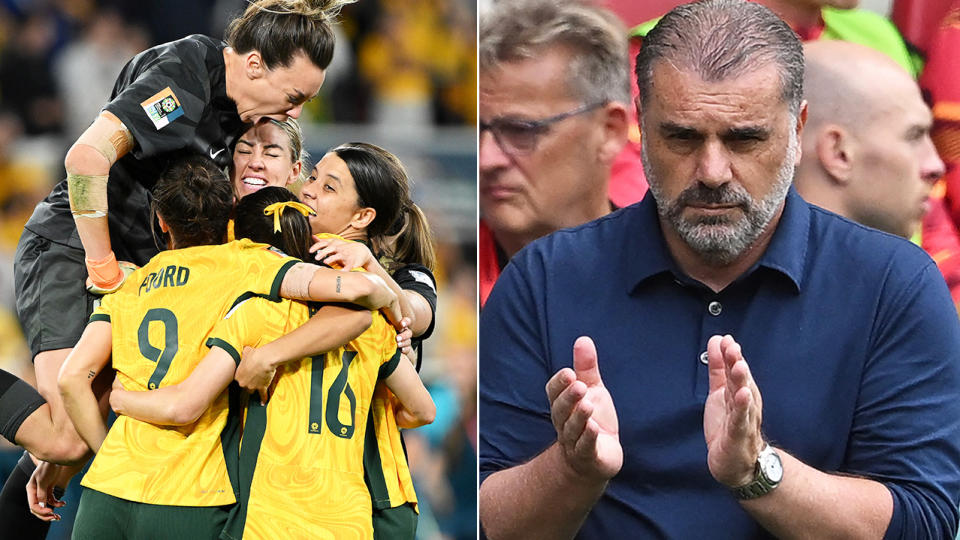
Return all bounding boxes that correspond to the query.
[385,200,436,272]
[234,186,313,261]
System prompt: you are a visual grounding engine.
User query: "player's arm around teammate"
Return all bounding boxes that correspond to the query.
[311,237,433,337]
[112,188,433,427]
[111,303,371,423]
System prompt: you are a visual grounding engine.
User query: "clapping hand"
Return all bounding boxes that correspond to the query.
[545,337,622,480]
[704,334,765,488]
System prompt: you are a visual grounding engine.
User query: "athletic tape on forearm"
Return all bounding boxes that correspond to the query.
[0,370,46,444]
[67,173,109,218]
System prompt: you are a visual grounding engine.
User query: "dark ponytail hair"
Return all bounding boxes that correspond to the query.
[226,0,354,70]
[234,186,313,261]
[330,142,435,271]
[152,154,233,249]
[387,200,436,271]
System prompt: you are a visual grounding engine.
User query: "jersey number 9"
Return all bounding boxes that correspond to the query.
[137,308,179,390]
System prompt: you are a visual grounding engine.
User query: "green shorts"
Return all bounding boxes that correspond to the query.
[372,502,418,540]
[72,487,230,540]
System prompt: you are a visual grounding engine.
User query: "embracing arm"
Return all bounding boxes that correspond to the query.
[234,304,372,401]
[400,290,432,338]
[310,238,431,331]
[384,355,435,429]
[246,304,371,368]
[279,262,399,321]
[110,347,237,426]
[57,321,113,452]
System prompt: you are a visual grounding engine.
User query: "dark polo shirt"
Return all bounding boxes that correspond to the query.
[480,188,960,539]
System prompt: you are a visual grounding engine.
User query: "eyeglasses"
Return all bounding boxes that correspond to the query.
[479,101,606,156]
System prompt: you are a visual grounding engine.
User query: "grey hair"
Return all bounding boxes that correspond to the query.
[635,0,803,115]
[480,0,630,106]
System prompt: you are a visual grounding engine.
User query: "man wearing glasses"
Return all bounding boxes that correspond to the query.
[478,0,630,308]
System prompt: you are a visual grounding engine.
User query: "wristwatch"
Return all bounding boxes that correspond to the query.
[732,444,783,500]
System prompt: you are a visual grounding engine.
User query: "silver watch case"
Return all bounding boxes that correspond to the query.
[732,444,782,500]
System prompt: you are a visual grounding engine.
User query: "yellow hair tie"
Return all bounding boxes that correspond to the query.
[263,201,315,233]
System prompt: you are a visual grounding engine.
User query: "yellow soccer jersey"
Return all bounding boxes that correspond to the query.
[214,296,399,540]
[312,234,420,511]
[82,239,299,506]
[365,386,419,512]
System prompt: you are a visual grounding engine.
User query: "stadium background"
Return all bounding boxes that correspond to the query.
[0,1,477,539]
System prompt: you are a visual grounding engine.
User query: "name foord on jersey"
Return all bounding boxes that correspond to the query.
[139,265,190,295]
[141,87,184,130]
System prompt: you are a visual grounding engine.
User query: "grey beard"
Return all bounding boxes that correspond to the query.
[643,133,797,266]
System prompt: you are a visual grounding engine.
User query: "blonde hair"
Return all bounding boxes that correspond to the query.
[265,117,311,183]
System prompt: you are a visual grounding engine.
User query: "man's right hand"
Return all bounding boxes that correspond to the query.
[545,336,622,480]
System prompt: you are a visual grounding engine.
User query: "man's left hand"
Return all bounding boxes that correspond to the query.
[703,334,765,488]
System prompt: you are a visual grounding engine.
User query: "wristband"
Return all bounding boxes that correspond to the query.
[85,252,123,290]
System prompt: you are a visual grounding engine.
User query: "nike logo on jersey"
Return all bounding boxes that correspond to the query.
[210,148,225,159]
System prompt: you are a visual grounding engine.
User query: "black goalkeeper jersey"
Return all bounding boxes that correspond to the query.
[392,263,438,372]
[24,34,246,265]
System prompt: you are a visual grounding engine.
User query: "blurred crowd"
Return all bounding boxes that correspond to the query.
[0,1,477,539]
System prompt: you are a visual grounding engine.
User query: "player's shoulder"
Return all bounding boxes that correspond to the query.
[227,238,295,260]
[130,34,219,71]
[393,263,436,292]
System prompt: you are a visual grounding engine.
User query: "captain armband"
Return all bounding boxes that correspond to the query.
[67,173,109,218]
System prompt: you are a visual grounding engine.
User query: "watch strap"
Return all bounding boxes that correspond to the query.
[731,444,781,500]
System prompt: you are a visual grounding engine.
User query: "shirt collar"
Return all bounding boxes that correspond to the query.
[754,187,808,293]
[627,187,809,293]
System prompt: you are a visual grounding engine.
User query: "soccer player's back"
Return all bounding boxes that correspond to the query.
[83,239,298,506]
[214,294,400,539]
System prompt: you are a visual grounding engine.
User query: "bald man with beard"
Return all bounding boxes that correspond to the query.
[795,40,945,239]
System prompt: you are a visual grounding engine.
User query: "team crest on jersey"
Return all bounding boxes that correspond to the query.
[140,87,184,130]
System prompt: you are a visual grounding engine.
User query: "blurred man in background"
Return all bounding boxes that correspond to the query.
[478,0,630,307]
[795,40,944,239]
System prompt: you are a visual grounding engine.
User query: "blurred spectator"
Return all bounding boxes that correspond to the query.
[478,0,630,307]
[53,9,147,141]
[0,10,62,135]
[795,41,944,240]
[918,1,960,308]
[357,1,462,134]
